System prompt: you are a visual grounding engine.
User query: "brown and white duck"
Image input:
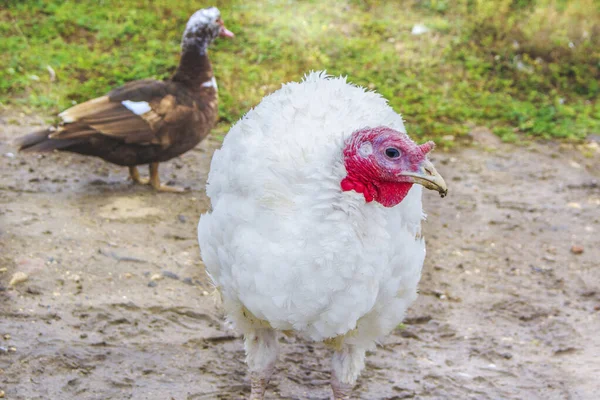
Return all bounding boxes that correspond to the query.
[16,7,234,192]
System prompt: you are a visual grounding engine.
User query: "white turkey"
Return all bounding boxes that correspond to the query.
[197,72,447,399]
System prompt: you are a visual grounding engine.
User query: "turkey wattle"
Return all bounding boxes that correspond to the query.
[197,72,448,399]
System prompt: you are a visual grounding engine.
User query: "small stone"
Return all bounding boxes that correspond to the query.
[8,346,16,353]
[69,274,81,283]
[9,272,29,286]
[150,274,163,281]
[3,334,10,340]
[148,281,158,288]
[400,330,419,339]
[161,270,179,280]
[0,389,5,398]
[183,277,193,285]
[570,245,584,255]
[0,268,7,273]
[123,273,133,279]
[202,290,209,296]
[80,333,88,339]
[178,215,187,223]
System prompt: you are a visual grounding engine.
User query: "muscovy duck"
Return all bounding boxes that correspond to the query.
[16,7,233,192]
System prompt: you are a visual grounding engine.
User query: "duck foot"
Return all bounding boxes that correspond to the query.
[129,164,185,192]
[153,183,186,193]
[149,162,186,192]
[128,166,150,185]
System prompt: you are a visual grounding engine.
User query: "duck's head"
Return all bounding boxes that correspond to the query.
[181,7,234,53]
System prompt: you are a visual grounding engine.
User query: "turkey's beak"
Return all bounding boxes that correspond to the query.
[399,159,448,198]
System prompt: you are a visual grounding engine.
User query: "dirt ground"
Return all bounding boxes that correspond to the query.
[1,114,599,400]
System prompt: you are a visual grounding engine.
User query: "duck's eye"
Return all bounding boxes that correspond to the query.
[385,148,401,158]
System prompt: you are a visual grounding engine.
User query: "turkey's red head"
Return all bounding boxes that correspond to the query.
[341,126,448,207]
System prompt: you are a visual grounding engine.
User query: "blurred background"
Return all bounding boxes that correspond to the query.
[2,2,600,399]
[1,0,599,145]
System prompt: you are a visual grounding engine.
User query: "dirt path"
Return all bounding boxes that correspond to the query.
[1,115,599,400]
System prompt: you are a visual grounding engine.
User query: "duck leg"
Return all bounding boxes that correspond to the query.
[128,166,150,185]
[331,344,366,400]
[245,327,278,400]
[148,162,185,192]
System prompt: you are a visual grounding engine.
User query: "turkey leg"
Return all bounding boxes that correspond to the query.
[245,327,278,400]
[331,344,366,400]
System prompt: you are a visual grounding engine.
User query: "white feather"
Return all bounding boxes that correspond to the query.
[121,100,151,115]
[186,7,219,31]
[198,72,426,348]
[201,77,218,90]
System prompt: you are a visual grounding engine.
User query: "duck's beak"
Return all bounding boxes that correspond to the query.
[398,159,448,197]
[219,23,235,38]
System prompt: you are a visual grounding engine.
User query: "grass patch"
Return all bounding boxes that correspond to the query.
[1,0,598,144]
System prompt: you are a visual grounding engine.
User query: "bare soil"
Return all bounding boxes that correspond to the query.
[1,115,599,400]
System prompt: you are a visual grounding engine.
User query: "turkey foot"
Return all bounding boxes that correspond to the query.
[249,374,270,400]
[331,375,353,400]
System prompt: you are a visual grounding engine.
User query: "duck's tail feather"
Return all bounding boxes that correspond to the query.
[16,129,81,153]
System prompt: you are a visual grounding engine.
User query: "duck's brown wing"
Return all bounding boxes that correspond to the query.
[18,79,193,152]
[54,79,181,145]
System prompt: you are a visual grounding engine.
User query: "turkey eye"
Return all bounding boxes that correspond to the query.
[385,148,401,158]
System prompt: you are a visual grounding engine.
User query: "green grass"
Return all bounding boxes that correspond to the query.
[1,0,599,144]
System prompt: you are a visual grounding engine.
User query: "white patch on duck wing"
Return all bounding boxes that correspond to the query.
[201,77,218,91]
[121,100,152,115]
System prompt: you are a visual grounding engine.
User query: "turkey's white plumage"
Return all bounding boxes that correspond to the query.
[198,72,426,347]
